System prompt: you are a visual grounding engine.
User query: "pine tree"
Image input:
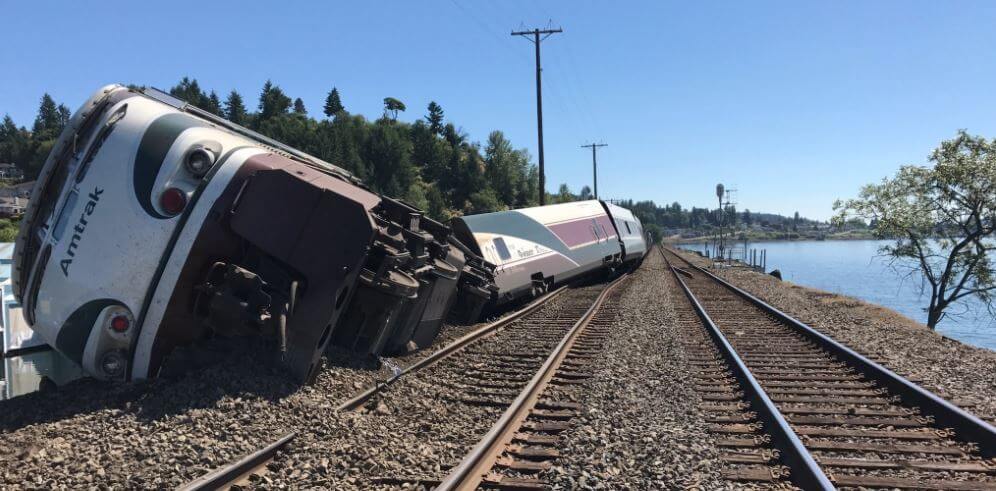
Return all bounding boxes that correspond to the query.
[57,104,71,128]
[323,87,344,118]
[0,115,23,164]
[224,90,247,124]
[293,97,307,115]
[32,94,61,137]
[0,115,17,141]
[426,101,444,135]
[258,80,291,121]
[205,91,223,116]
[169,77,207,107]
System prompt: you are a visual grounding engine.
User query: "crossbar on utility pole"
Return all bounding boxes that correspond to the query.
[580,143,607,199]
[512,26,563,206]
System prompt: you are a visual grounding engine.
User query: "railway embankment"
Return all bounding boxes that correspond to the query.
[672,248,996,424]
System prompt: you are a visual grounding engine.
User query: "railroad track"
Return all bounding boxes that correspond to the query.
[180,277,623,489]
[177,432,295,491]
[662,246,996,490]
[433,273,628,490]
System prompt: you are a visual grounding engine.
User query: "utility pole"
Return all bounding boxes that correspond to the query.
[580,143,607,198]
[512,26,562,205]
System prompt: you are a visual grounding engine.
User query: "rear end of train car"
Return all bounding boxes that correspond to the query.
[13,85,492,385]
[601,201,649,264]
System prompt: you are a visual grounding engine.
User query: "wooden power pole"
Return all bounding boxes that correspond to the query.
[512,26,562,205]
[581,143,607,199]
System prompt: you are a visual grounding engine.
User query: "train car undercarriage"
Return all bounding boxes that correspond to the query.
[157,153,495,384]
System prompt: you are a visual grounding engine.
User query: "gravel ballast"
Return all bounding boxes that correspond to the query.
[0,285,600,488]
[0,311,507,488]
[672,247,996,422]
[544,251,786,489]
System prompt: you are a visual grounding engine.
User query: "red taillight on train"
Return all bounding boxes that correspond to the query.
[161,187,187,216]
[110,314,130,333]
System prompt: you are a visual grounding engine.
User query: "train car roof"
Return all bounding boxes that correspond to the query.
[455,200,607,226]
[450,200,611,256]
[603,201,639,223]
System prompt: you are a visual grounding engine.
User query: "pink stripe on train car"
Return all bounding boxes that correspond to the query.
[548,215,617,249]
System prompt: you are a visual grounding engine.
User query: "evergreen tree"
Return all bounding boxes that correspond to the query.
[578,185,593,201]
[57,104,71,128]
[169,77,208,108]
[205,91,223,116]
[293,97,307,115]
[365,119,415,196]
[484,131,521,205]
[555,184,575,204]
[32,94,62,138]
[426,101,444,134]
[0,115,25,165]
[224,90,248,125]
[410,120,450,184]
[323,87,344,118]
[258,80,291,122]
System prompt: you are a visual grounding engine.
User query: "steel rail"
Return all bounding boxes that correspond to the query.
[435,273,629,491]
[665,246,996,457]
[177,431,295,491]
[182,287,570,488]
[337,286,569,411]
[660,247,835,490]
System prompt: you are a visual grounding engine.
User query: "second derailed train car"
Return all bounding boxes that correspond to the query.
[450,200,648,307]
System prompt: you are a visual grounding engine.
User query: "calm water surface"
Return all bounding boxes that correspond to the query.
[680,240,996,351]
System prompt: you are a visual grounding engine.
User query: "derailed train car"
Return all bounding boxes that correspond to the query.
[451,199,648,307]
[12,84,495,384]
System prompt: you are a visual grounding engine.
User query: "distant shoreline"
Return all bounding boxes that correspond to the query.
[665,231,879,244]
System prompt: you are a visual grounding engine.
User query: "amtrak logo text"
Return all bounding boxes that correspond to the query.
[60,188,103,277]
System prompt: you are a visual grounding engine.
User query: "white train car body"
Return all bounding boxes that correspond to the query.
[603,202,648,262]
[452,200,629,304]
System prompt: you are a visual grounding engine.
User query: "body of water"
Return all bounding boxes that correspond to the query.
[680,239,996,351]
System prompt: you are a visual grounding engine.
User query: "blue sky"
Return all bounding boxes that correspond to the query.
[3,1,995,220]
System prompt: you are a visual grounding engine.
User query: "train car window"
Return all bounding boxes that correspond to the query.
[76,104,128,183]
[625,222,632,234]
[492,237,512,261]
[51,190,79,242]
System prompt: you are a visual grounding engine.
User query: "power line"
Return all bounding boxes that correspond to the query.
[525,1,603,138]
[581,143,607,198]
[512,26,563,206]
[447,0,529,62]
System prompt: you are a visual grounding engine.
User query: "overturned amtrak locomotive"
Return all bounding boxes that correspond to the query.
[13,84,646,386]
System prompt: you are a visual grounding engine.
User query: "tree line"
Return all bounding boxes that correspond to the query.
[1,79,550,222]
[0,78,816,241]
[163,77,549,221]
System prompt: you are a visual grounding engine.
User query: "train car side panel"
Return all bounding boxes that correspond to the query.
[452,200,622,304]
[602,201,648,262]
